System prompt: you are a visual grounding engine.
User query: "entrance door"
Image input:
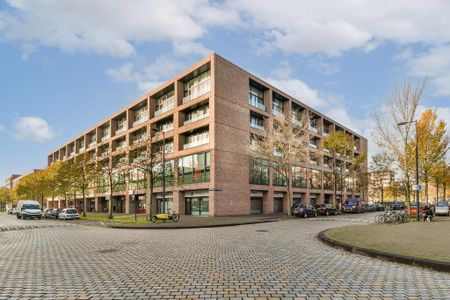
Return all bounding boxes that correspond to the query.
[274,197,283,213]
[250,197,263,214]
[185,197,209,216]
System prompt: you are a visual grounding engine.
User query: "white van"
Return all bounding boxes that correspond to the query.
[16,200,42,219]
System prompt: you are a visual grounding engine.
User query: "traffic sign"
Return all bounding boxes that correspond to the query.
[412,184,422,191]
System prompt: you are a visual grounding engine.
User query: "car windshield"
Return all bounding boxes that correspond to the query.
[66,209,77,214]
[345,200,357,205]
[437,202,448,207]
[23,204,40,209]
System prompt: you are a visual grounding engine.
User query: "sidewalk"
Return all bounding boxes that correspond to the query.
[77,213,284,229]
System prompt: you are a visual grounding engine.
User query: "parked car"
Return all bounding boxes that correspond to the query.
[391,201,406,211]
[373,203,385,211]
[58,208,80,220]
[6,208,13,214]
[16,200,42,219]
[42,208,53,218]
[293,203,317,218]
[11,208,18,215]
[435,201,449,216]
[343,198,364,213]
[365,204,376,212]
[315,204,338,216]
[51,208,62,219]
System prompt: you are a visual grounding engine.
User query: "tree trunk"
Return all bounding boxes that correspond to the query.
[436,177,439,202]
[146,173,151,220]
[108,176,113,219]
[381,187,384,203]
[286,168,292,217]
[425,174,429,204]
[82,188,87,217]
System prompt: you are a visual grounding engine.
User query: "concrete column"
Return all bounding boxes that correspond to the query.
[263,189,274,214]
[125,194,131,214]
[95,197,99,212]
[173,191,183,215]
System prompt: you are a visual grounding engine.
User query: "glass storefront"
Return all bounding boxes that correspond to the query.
[185,190,209,216]
[156,192,173,213]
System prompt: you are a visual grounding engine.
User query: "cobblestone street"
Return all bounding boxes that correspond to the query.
[0,213,449,299]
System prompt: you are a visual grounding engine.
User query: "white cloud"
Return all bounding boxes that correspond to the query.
[0,123,4,132]
[173,41,212,57]
[407,45,450,96]
[14,116,55,142]
[106,56,182,92]
[228,0,450,56]
[0,0,239,57]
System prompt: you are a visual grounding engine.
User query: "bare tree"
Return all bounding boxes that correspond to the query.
[374,80,425,209]
[253,110,309,216]
[96,147,129,219]
[369,152,395,203]
[129,133,166,220]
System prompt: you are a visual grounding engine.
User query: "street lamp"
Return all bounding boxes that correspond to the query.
[397,120,420,221]
[151,126,166,214]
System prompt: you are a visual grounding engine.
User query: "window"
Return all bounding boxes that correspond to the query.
[154,160,175,187]
[183,70,211,103]
[184,129,209,149]
[310,153,319,166]
[133,105,148,126]
[272,164,287,186]
[323,171,333,190]
[272,98,284,118]
[249,158,269,185]
[129,168,146,190]
[184,104,209,125]
[250,114,264,130]
[155,91,175,116]
[309,169,322,189]
[117,117,127,133]
[178,152,210,184]
[292,166,307,188]
[249,85,265,110]
[154,119,173,134]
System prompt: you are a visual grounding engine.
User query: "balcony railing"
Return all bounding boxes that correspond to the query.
[154,125,174,135]
[132,115,148,127]
[116,125,127,135]
[155,97,175,116]
[101,135,110,142]
[249,95,265,110]
[272,109,285,119]
[309,125,318,133]
[309,143,318,149]
[310,160,318,166]
[79,147,85,153]
[88,142,96,148]
[183,138,209,150]
[250,121,264,130]
[184,111,209,125]
[183,78,210,104]
[292,117,303,126]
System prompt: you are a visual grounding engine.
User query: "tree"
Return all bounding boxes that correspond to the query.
[129,134,166,220]
[253,111,309,216]
[351,151,368,201]
[369,152,395,203]
[0,187,13,210]
[374,80,425,209]
[96,148,129,219]
[55,160,76,208]
[415,109,449,203]
[322,130,356,209]
[71,152,97,217]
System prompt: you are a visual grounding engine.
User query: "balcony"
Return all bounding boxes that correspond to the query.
[183,136,209,150]
[69,151,75,157]
[250,122,264,130]
[79,147,85,153]
[183,78,210,104]
[309,142,318,149]
[154,124,174,135]
[101,135,110,142]
[272,109,285,119]
[116,125,127,135]
[248,94,265,111]
[309,125,318,133]
[292,116,303,126]
[155,97,175,116]
[132,115,148,127]
[310,160,319,166]
[184,109,209,125]
[88,142,96,148]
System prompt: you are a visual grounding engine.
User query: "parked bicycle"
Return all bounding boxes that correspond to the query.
[375,209,408,224]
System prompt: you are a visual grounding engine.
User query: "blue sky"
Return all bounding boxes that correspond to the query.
[1,0,450,182]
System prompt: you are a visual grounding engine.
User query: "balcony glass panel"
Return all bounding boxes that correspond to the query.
[183,71,211,104]
[155,91,175,116]
[183,131,209,149]
[184,105,209,125]
[249,86,265,110]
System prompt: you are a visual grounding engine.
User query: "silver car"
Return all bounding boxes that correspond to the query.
[58,208,80,220]
[435,201,449,216]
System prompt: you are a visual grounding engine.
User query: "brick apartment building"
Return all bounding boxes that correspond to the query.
[47,54,368,216]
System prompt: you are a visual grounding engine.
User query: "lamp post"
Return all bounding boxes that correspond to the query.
[397,120,420,221]
[151,127,166,213]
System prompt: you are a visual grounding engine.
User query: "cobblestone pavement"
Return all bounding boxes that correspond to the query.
[0,213,449,299]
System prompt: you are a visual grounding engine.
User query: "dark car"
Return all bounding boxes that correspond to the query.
[51,208,62,219]
[315,204,338,216]
[293,203,317,218]
[42,208,53,218]
[365,204,376,212]
[343,198,364,213]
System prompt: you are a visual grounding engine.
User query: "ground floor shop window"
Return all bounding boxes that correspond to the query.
[156,192,173,213]
[185,190,209,216]
[249,158,269,185]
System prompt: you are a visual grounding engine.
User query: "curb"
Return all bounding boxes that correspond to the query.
[106,219,280,230]
[317,229,450,273]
